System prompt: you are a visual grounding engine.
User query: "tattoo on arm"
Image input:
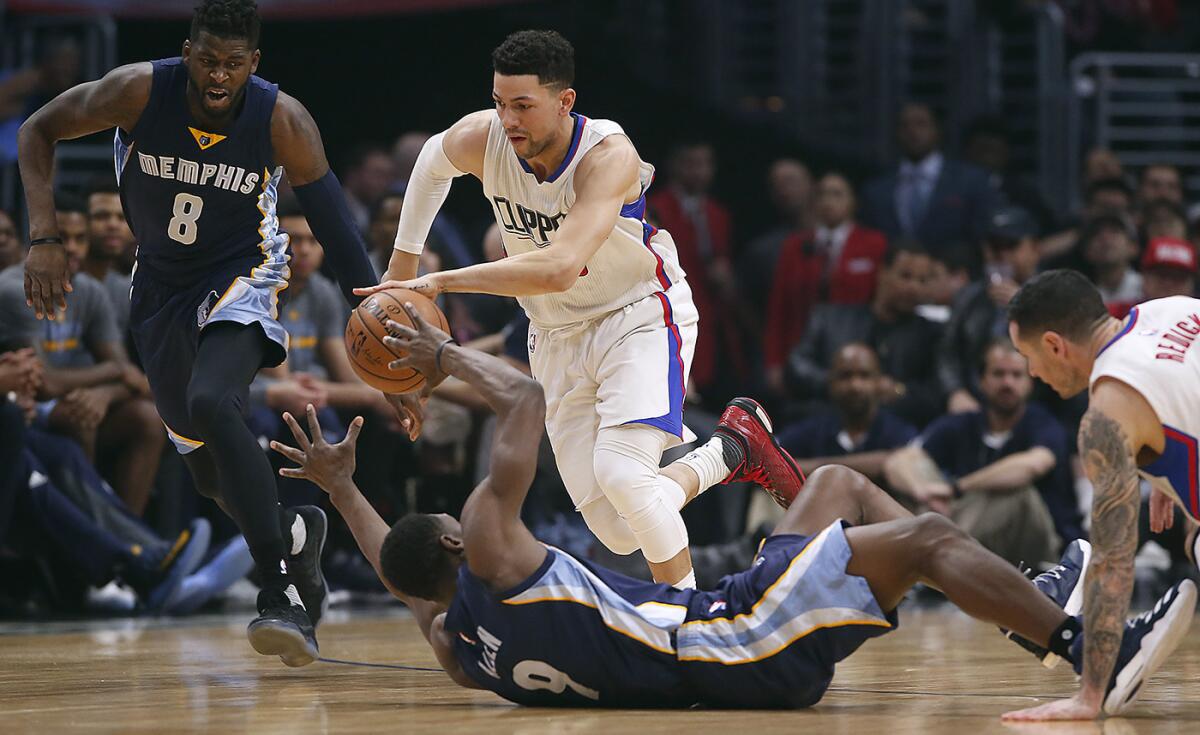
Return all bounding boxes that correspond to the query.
[1078,409,1140,695]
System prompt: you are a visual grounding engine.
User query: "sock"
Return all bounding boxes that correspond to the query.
[673,569,696,590]
[659,476,688,512]
[1048,616,1082,664]
[676,435,743,493]
[288,512,306,556]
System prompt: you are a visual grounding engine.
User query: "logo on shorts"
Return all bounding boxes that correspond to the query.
[196,290,220,326]
[527,329,537,356]
[708,600,727,615]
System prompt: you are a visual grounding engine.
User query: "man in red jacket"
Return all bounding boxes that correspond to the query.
[764,172,887,394]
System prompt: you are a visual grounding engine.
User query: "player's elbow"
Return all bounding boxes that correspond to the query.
[544,262,581,293]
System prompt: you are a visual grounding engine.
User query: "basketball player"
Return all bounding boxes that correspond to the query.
[358,30,783,589]
[1005,268,1200,720]
[272,302,1193,712]
[18,0,379,665]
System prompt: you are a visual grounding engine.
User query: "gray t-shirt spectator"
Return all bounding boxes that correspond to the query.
[0,265,120,367]
[101,269,132,334]
[278,272,348,379]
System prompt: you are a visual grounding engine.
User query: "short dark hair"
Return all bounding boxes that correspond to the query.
[492,30,575,89]
[1141,163,1181,183]
[883,238,928,267]
[979,335,1019,375]
[84,177,119,200]
[191,0,261,48]
[379,514,455,600]
[54,192,86,216]
[1007,269,1108,342]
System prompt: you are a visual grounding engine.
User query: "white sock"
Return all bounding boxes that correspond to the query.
[289,514,306,556]
[674,437,733,493]
[673,570,696,590]
[659,475,688,512]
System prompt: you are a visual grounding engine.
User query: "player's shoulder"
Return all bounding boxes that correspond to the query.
[270,90,312,127]
[447,110,494,146]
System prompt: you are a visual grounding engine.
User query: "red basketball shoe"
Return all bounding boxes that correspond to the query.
[714,397,805,509]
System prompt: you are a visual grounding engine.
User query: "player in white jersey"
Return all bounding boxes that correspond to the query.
[357,31,803,589]
[1005,269,1200,721]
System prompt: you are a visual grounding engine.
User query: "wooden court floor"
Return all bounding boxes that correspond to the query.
[1,605,1198,734]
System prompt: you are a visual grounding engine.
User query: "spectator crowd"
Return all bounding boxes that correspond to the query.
[3,94,1199,617]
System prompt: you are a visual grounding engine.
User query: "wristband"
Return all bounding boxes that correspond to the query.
[29,236,63,246]
[434,338,458,374]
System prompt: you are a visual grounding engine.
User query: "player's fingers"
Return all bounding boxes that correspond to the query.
[383,319,417,339]
[305,403,325,444]
[279,467,308,479]
[401,302,431,330]
[344,415,364,445]
[387,356,413,371]
[269,440,306,464]
[47,278,65,320]
[352,282,394,297]
[27,276,44,319]
[23,272,33,309]
[281,411,312,450]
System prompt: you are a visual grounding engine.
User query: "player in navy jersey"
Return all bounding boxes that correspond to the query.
[273,301,1193,714]
[17,0,380,665]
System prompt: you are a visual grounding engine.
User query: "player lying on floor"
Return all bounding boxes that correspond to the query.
[271,302,1195,716]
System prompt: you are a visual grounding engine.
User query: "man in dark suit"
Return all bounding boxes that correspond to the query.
[860,102,998,273]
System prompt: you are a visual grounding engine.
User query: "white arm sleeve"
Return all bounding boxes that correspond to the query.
[393,131,467,255]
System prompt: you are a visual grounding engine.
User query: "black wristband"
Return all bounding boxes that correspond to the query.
[29,236,63,247]
[434,338,457,374]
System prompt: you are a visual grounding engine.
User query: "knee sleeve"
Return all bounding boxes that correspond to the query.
[593,425,688,564]
[578,498,641,556]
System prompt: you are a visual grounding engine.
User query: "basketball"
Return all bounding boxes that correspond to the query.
[344,288,450,394]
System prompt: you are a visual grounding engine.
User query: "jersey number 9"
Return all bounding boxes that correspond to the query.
[513,659,600,701]
[168,193,204,245]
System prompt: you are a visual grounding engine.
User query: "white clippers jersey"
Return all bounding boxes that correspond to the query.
[1090,296,1200,518]
[481,111,685,327]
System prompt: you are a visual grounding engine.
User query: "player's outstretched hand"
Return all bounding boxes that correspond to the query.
[353,274,444,300]
[1001,693,1100,722]
[384,390,428,441]
[382,303,451,384]
[24,242,72,320]
[270,404,364,496]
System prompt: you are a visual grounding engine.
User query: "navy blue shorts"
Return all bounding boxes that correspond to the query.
[678,521,897,708]
[129,255,289,453]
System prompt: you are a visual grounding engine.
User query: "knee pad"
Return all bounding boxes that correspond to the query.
[578,499,640,556]
[593,426,688,564]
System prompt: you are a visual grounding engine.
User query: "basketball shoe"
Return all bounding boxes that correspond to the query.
[714,398,805,509]
[1074,579,1197,715]
[136,518,212,612]
[248,584,319,667]
[1003,539,1092,668]
[286,505,329,627]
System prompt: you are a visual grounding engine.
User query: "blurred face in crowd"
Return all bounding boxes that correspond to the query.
[482,223,506,262]
[924,257,970,306]
[1087,185,1132,217]
[1144,202,1188,240]
[1084,148,1123,185]
[369,194,405,254]
[828,343,881,423]
[980,344,1032,417]
[87,192,133,261]
[492,72,576,162]
[897,104,939,161]
[966,132,1008,174]
[1009,322,1090,399]
[283,215,324,282]
[392,131,431,182]
[876,251,932,316]
[1143,267,1196,301]
[815,173,855,228]
[1140,165,1183,205]
[0,210,19,269]
[56,211,89,276]
[1084,223,1137,270]
[346,151,396,206]
[670,144,715,196]
[767,159,812,223]
[987,236,1040,284]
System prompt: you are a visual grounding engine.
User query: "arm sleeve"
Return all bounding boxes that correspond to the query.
[292,170,379,307]
[393,132,467,255]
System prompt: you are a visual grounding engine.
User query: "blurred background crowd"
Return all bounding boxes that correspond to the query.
[2,0,1200,617]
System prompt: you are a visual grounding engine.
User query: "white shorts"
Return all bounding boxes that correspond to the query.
[528,279,699,509]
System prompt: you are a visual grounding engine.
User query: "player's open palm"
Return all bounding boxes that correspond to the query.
[270,403,364,496]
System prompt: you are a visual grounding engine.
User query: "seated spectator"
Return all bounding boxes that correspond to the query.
[648,140,747,406]
[777,342,916,484]
[763,172,886,394]
[1040,177,1135,267]
[366,191,407,277]
[80,180,135,333]
[340,143,396,233]
[446,224,519,343]
[0,207,19,270]
[1082,147,1125,189]
[739,158,814,315]
[939,206,1041,414]
[916,247,973,324]
[1083,212,1142,316]
[1138,163,1184,208]
[884,338,1082,566]
[0,37,81,164]
[962,114,1056,234]
[860,102,996,270]
[787,240,943,427]
[0,195,164,515]
[1140,237,1197,301]
[1142,198,1189,241]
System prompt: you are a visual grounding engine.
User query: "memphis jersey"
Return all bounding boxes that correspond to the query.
[481,112,685,327]
[444,546,696,707]
[114,58,288,288]
[1091,296,1200,519]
